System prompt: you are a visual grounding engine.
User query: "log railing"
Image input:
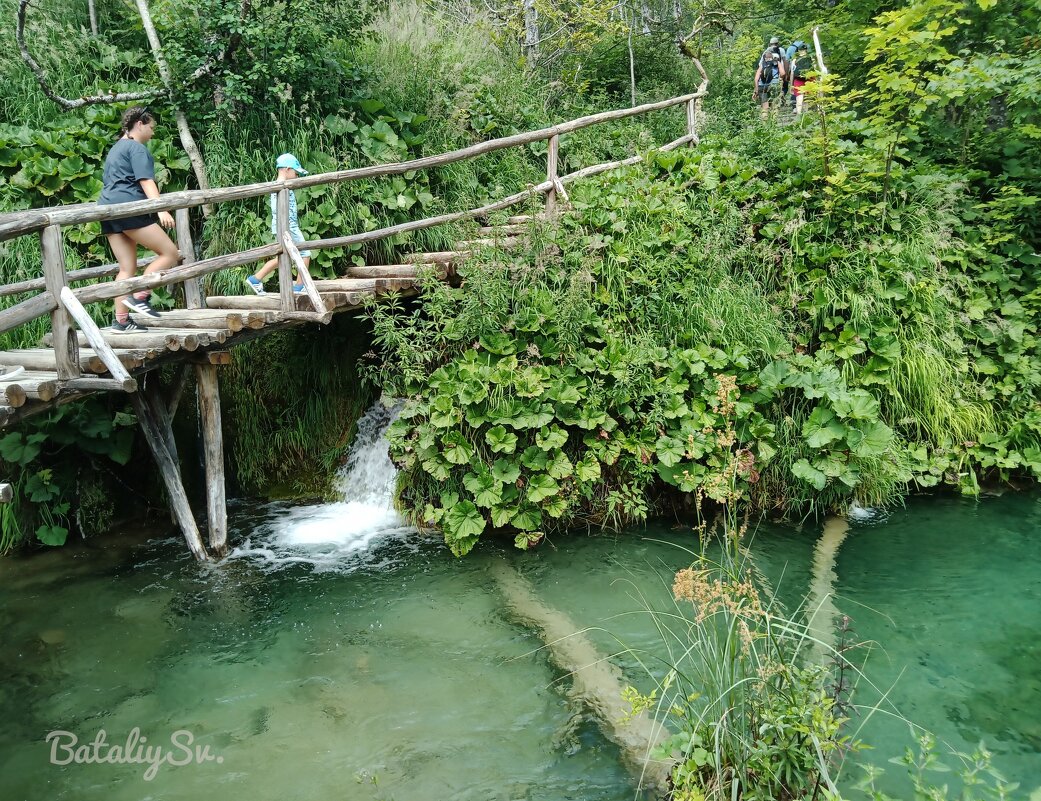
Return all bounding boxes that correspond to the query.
[0,68,708,383]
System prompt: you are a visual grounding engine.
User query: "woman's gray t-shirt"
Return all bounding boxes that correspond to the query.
[98,138,155,205]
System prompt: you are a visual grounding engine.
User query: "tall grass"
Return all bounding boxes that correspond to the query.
[621,518,854,800]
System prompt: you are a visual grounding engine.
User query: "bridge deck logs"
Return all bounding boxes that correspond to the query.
[129,310,253,331]
[403,250,470,264]
[0,348,146,374]
[477,223,529,236]
[0,371,60,403]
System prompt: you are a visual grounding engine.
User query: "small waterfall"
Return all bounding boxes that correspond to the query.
[228,400,416,571]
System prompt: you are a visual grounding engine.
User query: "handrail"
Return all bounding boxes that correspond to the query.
[0,72,709,363]
[0,88,707,239]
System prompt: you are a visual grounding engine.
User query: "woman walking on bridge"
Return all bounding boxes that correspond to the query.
[98,106,180,332]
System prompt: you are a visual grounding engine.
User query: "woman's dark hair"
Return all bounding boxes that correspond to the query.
[121,106,155,135]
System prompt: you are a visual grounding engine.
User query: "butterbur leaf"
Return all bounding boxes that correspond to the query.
[520,446,549,471]
[547,450,573,479]
[535,426,568,451]
[832,390,878,420]
[792,459,827,490]
[526,474,559,503]
[575,458,601,482]
[512,504,542,531]
[36,524,68,546]
[441,431,473,464]
[543,495,568,518]
[443,500,486,542]
[803,406,845,448]
[846,421,893,457]
[492,459,521,484]
[655,436,685,467]
[480,332,517,355]
[429,395,458,428]
[491,502,518,527]
[486,425,518,454]
[463,470,502,508]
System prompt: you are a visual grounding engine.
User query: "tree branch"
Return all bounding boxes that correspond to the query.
[16,0,166,110]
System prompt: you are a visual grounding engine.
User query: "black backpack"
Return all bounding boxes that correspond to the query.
[759,51,780,84]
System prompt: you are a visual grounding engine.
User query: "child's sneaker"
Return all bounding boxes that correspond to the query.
[123,295,160,317]
[245,275,266,295]
[110,318,147,333]
[292,283,307,294]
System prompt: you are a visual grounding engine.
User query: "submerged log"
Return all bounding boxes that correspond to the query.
[488,560,672,794]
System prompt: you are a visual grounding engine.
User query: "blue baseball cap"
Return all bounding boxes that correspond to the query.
[275,153,308,174]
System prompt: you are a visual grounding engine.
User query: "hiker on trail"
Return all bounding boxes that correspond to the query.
[784,39,806,105]
[245,153,310,296]
[98,106,179,332]
[790,43,816,115]
[753,39,787,116]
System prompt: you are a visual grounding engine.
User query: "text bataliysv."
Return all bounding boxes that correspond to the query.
[45,728,224,781]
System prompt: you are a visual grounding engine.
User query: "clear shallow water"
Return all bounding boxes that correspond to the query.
[0,460,1039,799]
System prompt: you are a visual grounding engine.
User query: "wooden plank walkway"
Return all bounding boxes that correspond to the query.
[0,238,514,428]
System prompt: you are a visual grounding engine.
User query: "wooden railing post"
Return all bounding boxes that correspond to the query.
[686,98,697,144]
[545,134,560,219]
[40,225,80,380]
[175,208,203,309]
[275,188,294,311]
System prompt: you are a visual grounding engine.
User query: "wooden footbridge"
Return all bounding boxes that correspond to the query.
[0,71,707,561]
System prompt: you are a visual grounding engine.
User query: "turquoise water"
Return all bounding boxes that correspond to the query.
[0,493,1039,800]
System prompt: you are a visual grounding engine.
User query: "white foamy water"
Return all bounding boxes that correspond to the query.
[228,399,419,571]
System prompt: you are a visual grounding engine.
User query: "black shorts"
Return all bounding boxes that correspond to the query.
[101,213,159,235]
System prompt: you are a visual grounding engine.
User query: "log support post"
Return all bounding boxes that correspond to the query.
[131,376,208,561]
[194,362,227,556]
[41,225,80,380]
[276,188,294,312]
[175,208,203,309]
[545,134,560,219]
[686,98,697,144]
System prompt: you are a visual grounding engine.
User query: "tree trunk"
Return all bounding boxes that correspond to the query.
[88,0,98,36]
[133,0,212,216]
[628,20,636,108]
[523,0,538,64]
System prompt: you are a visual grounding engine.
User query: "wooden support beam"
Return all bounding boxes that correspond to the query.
[175,208,203,309]
[130,382,208,561]
[276,189,294,312]
[283,232,327,315]
[41,225,80,380]
[195,362,227,557]
[65,376,137,392]
[167,363,192,420]
[61,287,141,389]
[545,134,560,219]
[191,351,231,366]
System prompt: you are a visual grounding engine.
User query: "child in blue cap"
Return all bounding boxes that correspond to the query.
[245,153,311,294]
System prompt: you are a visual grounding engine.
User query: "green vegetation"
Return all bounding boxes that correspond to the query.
[1,0,1039,563]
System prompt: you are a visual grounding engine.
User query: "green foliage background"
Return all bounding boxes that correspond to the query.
[0,0,1039,555]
